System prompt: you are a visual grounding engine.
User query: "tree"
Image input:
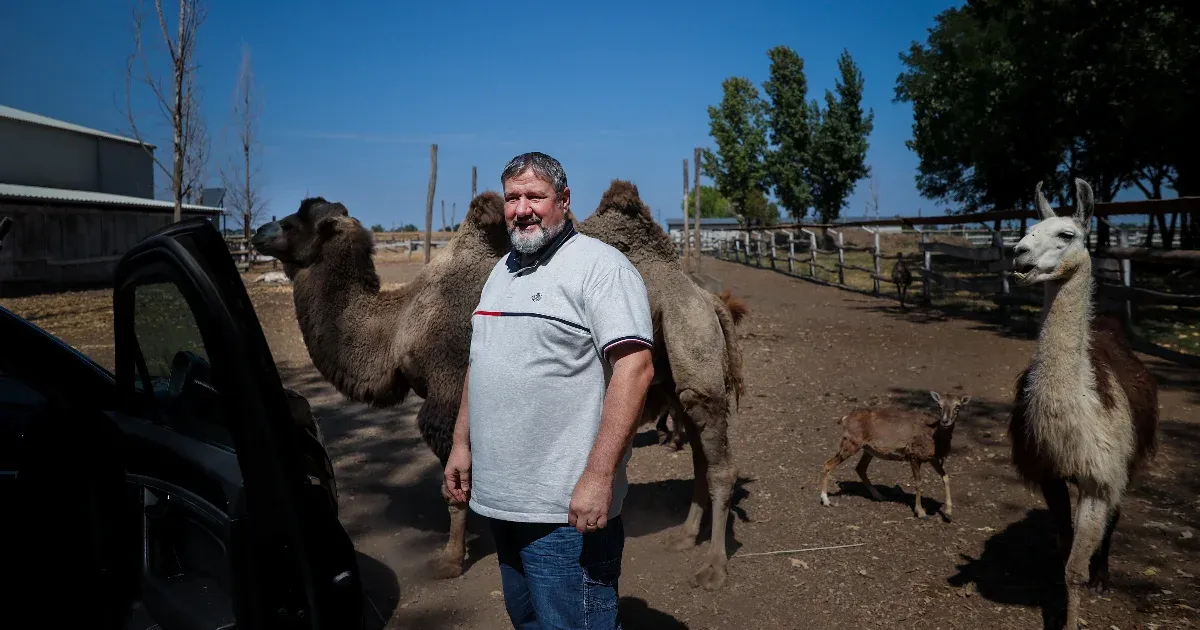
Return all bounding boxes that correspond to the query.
[701,77,770,218]
[219,43,267,241]
[681,185,734,218]
[807,50,874,223]
[739,189,781,227]
[762,45,813,220]
[124,0,208,222]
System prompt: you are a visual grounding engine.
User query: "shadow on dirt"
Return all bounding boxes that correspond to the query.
[356,551,401,630]
[620,597,689,629]
[277,362,755,572]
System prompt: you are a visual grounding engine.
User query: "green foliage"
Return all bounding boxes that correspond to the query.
[762,46,813,220]
[895,0,1200,214]
[702,77,771,217]
[370,224,385,233]
[704,47,873,224]
[808,50,875,223]
[681,185,735,218]
[400,223,418,232]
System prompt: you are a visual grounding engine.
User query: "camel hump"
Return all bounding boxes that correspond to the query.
[597,179,652,220]
[466,191,505,228]
[718,290,749,326]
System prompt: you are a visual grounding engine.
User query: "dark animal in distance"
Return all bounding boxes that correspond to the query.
[891,252,912,309]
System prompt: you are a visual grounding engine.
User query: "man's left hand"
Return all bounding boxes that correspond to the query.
[568,469,613,534]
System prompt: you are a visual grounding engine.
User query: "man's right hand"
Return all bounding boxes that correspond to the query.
[443,443,471,504]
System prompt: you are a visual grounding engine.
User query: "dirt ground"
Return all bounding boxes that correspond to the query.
[2,255,1198,629]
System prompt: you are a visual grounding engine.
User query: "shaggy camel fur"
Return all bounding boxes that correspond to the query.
[251,192,510,579]
[574,180,749,590]
[1009,178,1158,630]
[252,185,749,588]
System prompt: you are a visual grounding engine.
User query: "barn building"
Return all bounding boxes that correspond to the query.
[0,104,223,296]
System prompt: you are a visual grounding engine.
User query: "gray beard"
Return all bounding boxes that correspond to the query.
[509,220,565,254]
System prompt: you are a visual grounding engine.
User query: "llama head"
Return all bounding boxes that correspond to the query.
[929,390,971,428]
[1011,178,1094,286]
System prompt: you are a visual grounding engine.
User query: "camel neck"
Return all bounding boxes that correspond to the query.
[1033,259,1094,392]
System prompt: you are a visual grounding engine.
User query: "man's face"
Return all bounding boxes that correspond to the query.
[503,167,570,254]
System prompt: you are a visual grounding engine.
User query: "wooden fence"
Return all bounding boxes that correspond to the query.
[704,196,1200,344]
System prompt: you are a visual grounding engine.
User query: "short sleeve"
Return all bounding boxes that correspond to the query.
[584,264,654,359]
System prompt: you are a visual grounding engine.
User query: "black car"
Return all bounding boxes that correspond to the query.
[0,217,365,629]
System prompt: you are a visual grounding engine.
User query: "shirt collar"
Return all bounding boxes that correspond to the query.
[506,219,576,273]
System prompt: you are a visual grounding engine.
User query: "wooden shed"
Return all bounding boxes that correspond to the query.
[0,183,222,296]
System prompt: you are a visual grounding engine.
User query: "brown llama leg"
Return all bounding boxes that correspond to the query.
[1040,478,1075,560]
[930,459,952,521]
[1064,491,1112,630]
[910,461,927,519]
[855,452,885,501]
[819,438,861,507]
[1087,506,1121,594]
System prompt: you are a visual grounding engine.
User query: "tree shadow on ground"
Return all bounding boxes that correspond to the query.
[620,597,689,629]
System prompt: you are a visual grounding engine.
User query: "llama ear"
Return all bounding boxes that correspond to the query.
[1073,178,1095,227]
[959,395,971,406]
[1034,181,1055,221]
[929,390,941,404]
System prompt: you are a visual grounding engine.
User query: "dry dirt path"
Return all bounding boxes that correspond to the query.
[274,257,1199,630]
[3,256,1196,629]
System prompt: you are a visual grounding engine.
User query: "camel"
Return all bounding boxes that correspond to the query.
[575,180,748,590]
[251,182,749,590]
[250,192,510,579]
[1008,178,1159,630]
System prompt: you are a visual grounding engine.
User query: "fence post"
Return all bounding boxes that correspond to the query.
[993,229,1010,320]
[744,231,750,264]
[801,228,817,278]
[921,229,932,305]
[787,232,795,274]
[831,229,845,286]
[769,230,777,270]
[1115,223,1133,332]
[872,229,881,296]
[755,231,763,267]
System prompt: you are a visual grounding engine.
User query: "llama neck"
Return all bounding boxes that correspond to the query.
[1031,259,1094,395]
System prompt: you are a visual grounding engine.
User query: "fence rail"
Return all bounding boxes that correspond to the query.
[699,199,1200,347]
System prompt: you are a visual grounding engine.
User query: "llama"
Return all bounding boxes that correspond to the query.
[819,390,970,520]
[891,252,912,309]
[1009,178,1158,629]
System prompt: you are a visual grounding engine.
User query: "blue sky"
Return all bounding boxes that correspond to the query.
[2,0,1050,229]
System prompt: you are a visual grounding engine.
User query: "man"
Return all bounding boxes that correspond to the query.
[443,152,655,629]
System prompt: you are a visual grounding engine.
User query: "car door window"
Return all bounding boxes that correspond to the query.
[130,276,232,451]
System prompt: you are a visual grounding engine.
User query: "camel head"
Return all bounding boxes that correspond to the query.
[929,390,971,428]
[250,196,360,275]
[1011,178,1094,287]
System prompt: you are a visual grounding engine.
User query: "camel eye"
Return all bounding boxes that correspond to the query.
[1058,230,1075,240]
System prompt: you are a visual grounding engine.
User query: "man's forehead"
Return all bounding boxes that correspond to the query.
[504,169,554,191]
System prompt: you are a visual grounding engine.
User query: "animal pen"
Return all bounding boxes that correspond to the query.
[695,196,1200,358]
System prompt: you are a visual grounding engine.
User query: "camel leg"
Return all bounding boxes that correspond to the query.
[930,459,952,522]
[1064,491,1112,630]
[664,419,708,554]
[819,438,859,506]
[856,451,885,501]
[910,461,927,519]
[672,389,736,591]
[427,486,469,579]
[1087,506,1121,595]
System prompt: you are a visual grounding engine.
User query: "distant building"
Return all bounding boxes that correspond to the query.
[0,104,223,294]
[664,216,743,244]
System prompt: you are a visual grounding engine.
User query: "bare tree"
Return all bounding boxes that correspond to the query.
[124,0,208,222]
[219,43,267,241]
[181,66,209,205]
[865,174,880,221]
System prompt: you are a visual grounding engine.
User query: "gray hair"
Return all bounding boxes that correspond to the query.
[500,152,568,194]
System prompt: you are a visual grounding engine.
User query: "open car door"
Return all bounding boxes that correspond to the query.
[110,217,363,629]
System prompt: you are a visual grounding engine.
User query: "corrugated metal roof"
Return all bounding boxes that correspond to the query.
[0,183,222,215]
[0,104,154,148]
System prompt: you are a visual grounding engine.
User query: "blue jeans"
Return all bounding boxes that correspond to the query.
[488,516,625,629]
